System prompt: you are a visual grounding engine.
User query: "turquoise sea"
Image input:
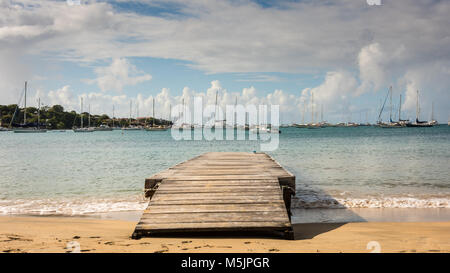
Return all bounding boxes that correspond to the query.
[0,126,449,221]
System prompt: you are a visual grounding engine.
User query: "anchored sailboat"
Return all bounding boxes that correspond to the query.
[406,90,433,127]
[146,97,168,131]
[307,91,321,129]
[73,97,94,132]
[13,81,47,133]
[123,100,141,130]
[378,86,407,128]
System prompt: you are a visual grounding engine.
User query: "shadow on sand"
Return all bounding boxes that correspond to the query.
[291,222,347,240]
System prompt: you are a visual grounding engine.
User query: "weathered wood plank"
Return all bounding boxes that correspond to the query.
[150,199,282,205]
[135,221,291,230]
[139,212,288,223]
[151,192,282,198]
[144,203,286,214]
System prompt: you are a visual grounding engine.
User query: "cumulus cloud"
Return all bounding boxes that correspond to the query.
[401,61,450,121]
[356,43,387,95]
[85,58,152,92]
[0,0,449,121]
[31,80,302,123]
[1,0,449,73]
[47,85,75,107]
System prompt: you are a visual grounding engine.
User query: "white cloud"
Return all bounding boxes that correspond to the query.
[85,58,152,92]
[401,61,450,121]
[32,80,301,123]
[0,0,449,122]
[47,85,75,107]
[357,43,387,95]
[1,0,449,74]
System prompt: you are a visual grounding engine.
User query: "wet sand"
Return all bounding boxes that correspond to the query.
[0,216,449,253]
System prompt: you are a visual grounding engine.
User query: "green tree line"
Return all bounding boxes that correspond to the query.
[0,104,170,129]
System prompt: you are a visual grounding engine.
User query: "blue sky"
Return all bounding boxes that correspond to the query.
[1,0,449,123]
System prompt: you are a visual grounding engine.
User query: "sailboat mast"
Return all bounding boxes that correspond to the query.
[182,98,185,124]
[112,105,115,127]
[321,104,323,123]
[80,97,83,128]
[152,97,155,127]
[24,81,27,125]
[88,104,91,128]
[215,90,218,123]
[311,92,314,124]
[399,94,402,121]
[416,90,419,121]
[37,98,40,129]
[302,101,305,124]
[234,96,237,127]
[389,86,392,122]
[129,100,132,127]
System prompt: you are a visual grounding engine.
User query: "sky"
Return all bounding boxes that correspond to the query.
[0,0,449,123]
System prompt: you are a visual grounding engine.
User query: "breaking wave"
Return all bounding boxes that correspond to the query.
[292,196,450,208]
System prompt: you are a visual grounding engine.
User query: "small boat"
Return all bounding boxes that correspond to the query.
[73,98,94,133]
[122,126,142,131]
[379,122,403,128]
[122,100,142,130]
[380,90,409,128]
[73,128,94,132]
[145,97,168,131]
[13,82,47,133]
[294,123,308,128]
[406,90,434,127]
[145,126,168,131]
[306,123,321,129]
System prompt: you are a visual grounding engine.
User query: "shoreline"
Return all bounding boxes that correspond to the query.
[0,215,449,253]
[2,207,450,223]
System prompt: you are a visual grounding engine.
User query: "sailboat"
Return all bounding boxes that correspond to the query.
[295,101,308,128]
[73,98,94,132]
[429,102,438,126]
[307,92,321,129]
[13,82,47,133]
[146,97,168,131]
[406,90,433,127]
[379,87,407,128]
[123,100,141,130]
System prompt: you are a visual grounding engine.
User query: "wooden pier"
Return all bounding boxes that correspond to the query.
[132,152,296,239]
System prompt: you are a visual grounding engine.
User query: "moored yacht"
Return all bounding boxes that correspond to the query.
[13,82,47,133]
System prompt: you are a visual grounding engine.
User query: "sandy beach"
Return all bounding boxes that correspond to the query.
[0,216,448,253]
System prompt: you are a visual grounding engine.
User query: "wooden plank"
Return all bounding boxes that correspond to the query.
[158,181,278,186]
[151,193,283,201]
[158,187,273,194]
[157,184,279,189]
[135,221,291,230]
[139,212,288,223]
[144,203,286,213]
[150,198,283,205]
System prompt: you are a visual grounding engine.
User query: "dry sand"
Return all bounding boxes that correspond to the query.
[0,216,449,253]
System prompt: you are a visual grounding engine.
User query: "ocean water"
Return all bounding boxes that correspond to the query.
[0,126,449,221]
